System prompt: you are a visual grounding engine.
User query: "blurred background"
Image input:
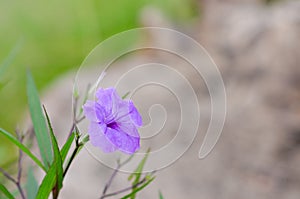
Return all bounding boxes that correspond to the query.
[1,0,300,198]
[0,0,196,165]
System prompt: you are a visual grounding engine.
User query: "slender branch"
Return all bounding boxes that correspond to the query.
[0,167,17,184]
[64,85,88,176]
[17,132,24,183]
[66,83,89,140]
[99,176,147,199]
[63,145,80,178]
[76,116,85,124]
[73,93,78,121]
[0,131,26,199]
[67,123,75,139]
[100,156,134,198]
[66,116,85,139]
[16,131,26,199]
[16,181,26,199]
[63,133,83,178]
[101,164,120,196]
[66,88,80,140]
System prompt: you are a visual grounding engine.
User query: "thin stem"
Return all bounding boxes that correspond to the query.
[16,131,26,199]
[64,87,87,176]
[63,133,83,178]
[0,131,26,199]
[17,132,24,183]
[0,167,17,184]
[16,182,26,199]
[99,177,147,199]
[101,164,120,196]
[76,116,85,124]
[63,146,80,177]
[66,87,82,140]
[67,123,75,139]
[100,155,134,198]
[73,94,78,121]
[66,116,85,139]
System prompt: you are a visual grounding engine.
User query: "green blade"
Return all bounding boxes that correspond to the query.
[159,191,164,199]
[128,149,150,182]
[0,184,15,199]
[27,71,53,169]
[43,106,63,192]
[0,128,46,172]
[61,133,75,163]
[121,176,155,199]
[128,149,150,199]
[0,41,21,90]
[26,167,38,199]
[122,91,130,99]
[35,161,57,199]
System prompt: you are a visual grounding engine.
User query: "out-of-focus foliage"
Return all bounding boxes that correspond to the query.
[0,0,196,166]
[265,0,283,4]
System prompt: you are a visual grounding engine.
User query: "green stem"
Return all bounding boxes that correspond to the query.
[63,134,85,178]
[63,145,80,177]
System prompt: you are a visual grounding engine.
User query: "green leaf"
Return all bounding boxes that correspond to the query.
[0,128,46,172]
[27,71,53,169]
[0,79,9,91]
[121,176,155,199]
[35,161,57,199]
[128,149,150,199]
[159,190,164,199]
[43,106,63,193]
[61,133,75,163]
[26,167,38,199]
[0,184,15,199]
[122,91,130,99]
[80,134,90,145]
[128,149,150,182]
[78,83,91,116]
[0,39,22,78]
[0,40,22,91]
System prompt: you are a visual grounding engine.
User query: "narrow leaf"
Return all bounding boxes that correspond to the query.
[159,191,164,199]
[0,40,22,91]
[128,149,150,199]
[61,133,75,163]
[26,167,38,199]
[36,162,57,198]
[121,177,155,199]
[0,184,14,199]
[0,39,22,78]
[0,40,22,90]
[27,72,53,169]
[128,149,150,182]
[0,128,46,171]
[43,106,63,191]
[122,91,130,99]
[0,80,9,91]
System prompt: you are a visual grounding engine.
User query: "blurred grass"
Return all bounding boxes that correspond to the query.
[0,0,197,166]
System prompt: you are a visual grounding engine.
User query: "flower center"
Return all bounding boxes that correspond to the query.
[107,121,118,129]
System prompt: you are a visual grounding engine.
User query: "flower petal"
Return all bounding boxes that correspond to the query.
[83,101,98,122]
[96,87,121,116]
[83,100,105,122]
[128,100,143,126]
[84,87,143,154]
[113,100,130,120]
[116,121,140,138]
[114,100,142,126]
[88,122,116,153]
[105,127,140,154]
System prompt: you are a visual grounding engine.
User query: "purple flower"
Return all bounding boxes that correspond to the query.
[83,87,142,154]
